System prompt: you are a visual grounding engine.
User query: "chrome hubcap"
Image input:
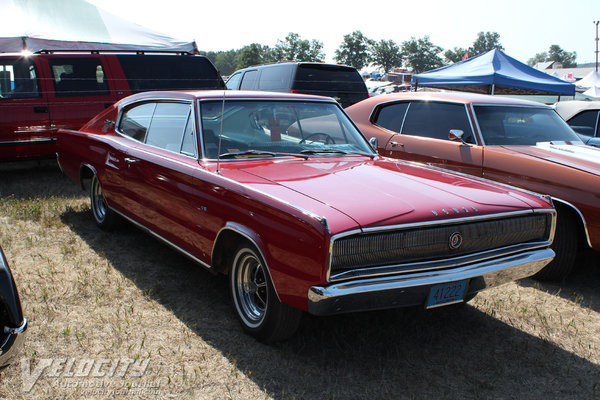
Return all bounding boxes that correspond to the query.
[91,177,107,222]
[234,251,267,327]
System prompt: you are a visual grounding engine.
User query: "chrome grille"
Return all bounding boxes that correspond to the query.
[330,214,551,275]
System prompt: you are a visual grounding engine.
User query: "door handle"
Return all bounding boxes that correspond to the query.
[33,106,48,113]
[124,157,139,165]
[389,141,404,148]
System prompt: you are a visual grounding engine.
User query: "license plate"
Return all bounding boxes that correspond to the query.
[426,280,468,308]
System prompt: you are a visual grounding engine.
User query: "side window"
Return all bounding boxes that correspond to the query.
[180,114,197,156]
[258,66,291,90]
[402,102,474,143]
[119,103,156,141]
[145,102,192,152]
[240,70,258,90]
[49,57,109,97]
[567,110,599,137]
[225,72,242,90]
[0,58,40,99]
[373,102,409,132]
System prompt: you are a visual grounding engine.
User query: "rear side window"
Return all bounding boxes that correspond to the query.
[145,102,192,152]
[402,101,474,143]
[119,103,156,141]
[258,65,291,90]
[49,57,109,97]
[373,102,409,132]
[117,55,224,93]
[293,65,368,107]
[567,110,599,137]
[0,57,40,99]
[240,70,258,90]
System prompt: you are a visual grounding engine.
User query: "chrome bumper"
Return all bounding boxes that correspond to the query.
[0,318,27,367]
[307,248,554,316]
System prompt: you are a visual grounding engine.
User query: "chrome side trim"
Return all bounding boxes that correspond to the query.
[0,138,56,146]
[326,209,555,282]
[308,248,554,316]
[110,208,213,271]
[213,226,282,302]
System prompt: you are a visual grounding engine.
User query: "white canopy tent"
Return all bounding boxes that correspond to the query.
[576,71,600,90]
[583,85,600,98]
[0,0,197,53]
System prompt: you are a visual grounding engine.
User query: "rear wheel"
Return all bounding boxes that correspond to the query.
[90,174,118,231]
[533,212,578,281]
[229,243,302,343]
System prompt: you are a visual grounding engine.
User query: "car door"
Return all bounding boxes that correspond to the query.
[375,100,484,177]
[0,56,51,160]
[123,101,211,256]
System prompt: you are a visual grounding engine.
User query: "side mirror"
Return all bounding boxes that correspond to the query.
[448,129,469,145]
[369,137,378,151]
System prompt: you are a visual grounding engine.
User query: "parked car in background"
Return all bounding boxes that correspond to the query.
[225,62,368,108]
[555,100,600,147]
[0,51,224,161]
[57,90,556,342]
[346,92,600,281]
[0,246,27,367]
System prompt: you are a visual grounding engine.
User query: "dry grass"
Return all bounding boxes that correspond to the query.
[0,160,599,399]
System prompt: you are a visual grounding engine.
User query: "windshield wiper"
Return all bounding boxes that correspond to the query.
[219,150,308,159]
[300,149,375,158]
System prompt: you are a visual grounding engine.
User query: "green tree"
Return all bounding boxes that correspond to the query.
[370,39,403,73]
[334,30,374,70]
[213,50,239,76]
[527,52,548,66]
[444,47,469,63]
[272,32,325,62]
[400,36,444,73]
[236,44,273,69]
[548,44,577,68]
[469,31,504,57]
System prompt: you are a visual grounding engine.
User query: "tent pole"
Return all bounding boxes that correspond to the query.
[490,84,495,95]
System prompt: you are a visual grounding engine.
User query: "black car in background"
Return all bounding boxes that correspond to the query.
[225,62,369,108]
[0,246,26,367]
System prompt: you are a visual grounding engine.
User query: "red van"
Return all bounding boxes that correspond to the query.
[0,51,224,161]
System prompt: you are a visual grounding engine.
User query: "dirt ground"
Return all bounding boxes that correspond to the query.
[0,160,598,399]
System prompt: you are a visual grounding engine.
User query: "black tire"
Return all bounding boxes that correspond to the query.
[229,243,302,343]
[533,212,578,281]
[90,174,118,231]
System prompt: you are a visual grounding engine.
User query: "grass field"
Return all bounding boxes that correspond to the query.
[0,160,599,399]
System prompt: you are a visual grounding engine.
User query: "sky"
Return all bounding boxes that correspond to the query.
[89,0,599,65]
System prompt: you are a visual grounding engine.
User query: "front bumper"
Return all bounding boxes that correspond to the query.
[0,318,27,367]
[307,248,554,316]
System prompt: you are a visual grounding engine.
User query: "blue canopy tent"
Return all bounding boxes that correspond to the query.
[412,50,575,96]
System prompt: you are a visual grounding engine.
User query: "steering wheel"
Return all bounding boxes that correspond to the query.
[299,132,336,145]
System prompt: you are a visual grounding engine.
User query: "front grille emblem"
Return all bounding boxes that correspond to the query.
[449,232,463,249]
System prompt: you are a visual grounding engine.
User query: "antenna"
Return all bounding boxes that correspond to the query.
[216,90,226,174]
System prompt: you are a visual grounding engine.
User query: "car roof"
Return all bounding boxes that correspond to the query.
[116,90,336,105]
[554,100,600,120]
[361,91,552,108]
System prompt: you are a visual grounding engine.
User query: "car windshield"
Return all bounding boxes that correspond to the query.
[474,105,584,146]
[199,100,374,159]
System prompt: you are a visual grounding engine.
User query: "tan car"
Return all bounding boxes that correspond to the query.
[347,92,600,280]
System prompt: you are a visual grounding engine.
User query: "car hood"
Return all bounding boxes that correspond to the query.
[501,143,600,175]
[225,157,546,232]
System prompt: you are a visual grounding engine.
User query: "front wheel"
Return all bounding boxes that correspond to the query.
[229,244,302,343]
[90,174,118,231]
[533,212,578,281]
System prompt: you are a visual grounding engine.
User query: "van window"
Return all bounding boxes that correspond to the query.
[116,55,224,93]
[119,103,156,141]
[293,65,368,107]
[240,70,258,90]
[225,72,242,90]
[49,57,109,97]
[0,58,40,99]
[258,65,291,90]
[145,102,191,152]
